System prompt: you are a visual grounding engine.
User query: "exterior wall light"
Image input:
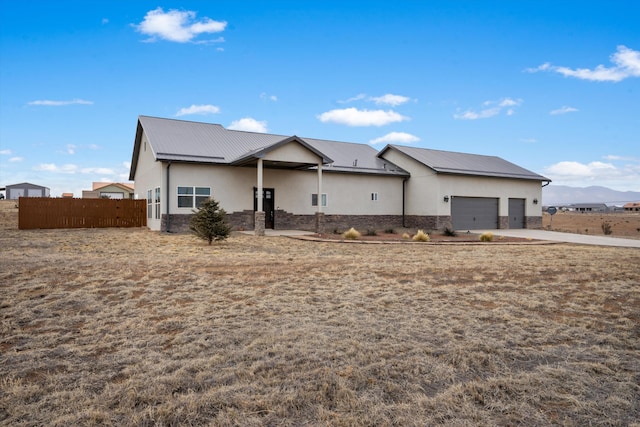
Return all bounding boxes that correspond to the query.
[533,198,538,204]
[443,195,449,202]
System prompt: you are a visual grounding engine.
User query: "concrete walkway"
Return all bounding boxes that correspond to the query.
[473,229,640,248]
[238,229,316,237]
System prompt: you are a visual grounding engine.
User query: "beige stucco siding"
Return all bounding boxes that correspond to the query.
[381,148,543,217]
[132,133,163,230]
[263,141,322,164]
[166,163,403,216]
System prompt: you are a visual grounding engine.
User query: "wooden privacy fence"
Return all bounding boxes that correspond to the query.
[18,197,147,229]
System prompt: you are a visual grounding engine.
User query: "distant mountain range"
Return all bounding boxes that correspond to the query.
[542,185,640,206]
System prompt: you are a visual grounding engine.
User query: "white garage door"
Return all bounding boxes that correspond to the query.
[451,197,499,230]
[27,189,42,197]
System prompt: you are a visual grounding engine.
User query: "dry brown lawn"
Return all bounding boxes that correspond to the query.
[544,211,640,238]
[1,201,639,426]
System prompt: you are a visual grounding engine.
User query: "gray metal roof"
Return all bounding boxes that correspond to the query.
[130,116,408,179]
[130,116,547,182]
[380,144,550,181]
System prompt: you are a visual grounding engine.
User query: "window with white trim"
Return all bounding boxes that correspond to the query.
[154,187,161,219]
[147,190,152,219]
[178,186,211,208]
[311,193,327,207]
[371,192,378,201]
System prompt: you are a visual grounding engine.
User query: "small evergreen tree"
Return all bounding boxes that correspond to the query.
[189,198,231,245]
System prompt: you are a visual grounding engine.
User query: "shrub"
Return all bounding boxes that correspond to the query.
[384,228,395,234]
[479,232,494,242]
[601,221,612,235]
[365,229,378,236]
[402,233,410,239]
[412,230,430,242]
[343,227,361,240]
[189,198,231,245]
[443,227,457,237]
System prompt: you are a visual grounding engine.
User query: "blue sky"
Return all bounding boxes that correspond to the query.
[1,1,639,197]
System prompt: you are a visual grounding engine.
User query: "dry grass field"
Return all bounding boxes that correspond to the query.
[543,211,640,238]
[1,201,639,426]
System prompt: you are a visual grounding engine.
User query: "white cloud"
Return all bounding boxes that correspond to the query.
[228,117,268,133]
[9,157,23,162]
[338,93,413,106]
[0,149,12,155]
[123,161,132,169]
[545,161,616,178]
[27,99,93,106]
[175,104,221,116]
[66,144,76,155]
[527,45,640,82]
[370,94,411,107]
[454,98,522,120]
[260,92,278,102]
[80,167,116,175]
[454,107,500,120]
[369,132,420,145]
[550,106,579,115]
[33,163,78,174]
[603,154,638,162]
[135,7,227,43]
[338,94,367,104]
[318,108,408,126]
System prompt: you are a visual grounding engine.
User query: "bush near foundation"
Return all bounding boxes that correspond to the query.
[343,227,361,240]
[479,232,494,242]
[412,230,431,242]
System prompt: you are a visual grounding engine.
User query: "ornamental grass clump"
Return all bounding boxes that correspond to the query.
[343,227,361,240]
[479,231,494,242]
[412,230,430,242]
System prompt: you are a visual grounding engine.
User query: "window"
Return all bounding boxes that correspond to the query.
[147,190,152,219]
[154,187,161,219]
[371,192,378,201]
[311,193,327,207]
[178,186,211,208]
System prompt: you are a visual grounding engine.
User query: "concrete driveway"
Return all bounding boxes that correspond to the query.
[474,229,640,248]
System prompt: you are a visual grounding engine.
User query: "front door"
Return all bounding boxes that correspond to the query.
[254,187,275,229]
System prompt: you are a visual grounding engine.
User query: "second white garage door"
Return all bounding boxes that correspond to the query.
[451,197,499,230]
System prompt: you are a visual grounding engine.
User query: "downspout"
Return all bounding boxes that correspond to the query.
[166,161,171,232]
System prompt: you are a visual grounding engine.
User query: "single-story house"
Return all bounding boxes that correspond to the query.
[6,182,50,199]
[623,202,640,212]
[129,116,550,234]
[569,203,609,213]
[82,182,135,199]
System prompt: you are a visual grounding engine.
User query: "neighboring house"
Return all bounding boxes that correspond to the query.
[569,203,609,213]
[129,116,550,234]
[623,202,640,212]
[6,182,50,199]
[61,193,74,198]
[82,182,135,199]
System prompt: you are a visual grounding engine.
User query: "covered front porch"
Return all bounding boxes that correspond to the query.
[229,136,333,236]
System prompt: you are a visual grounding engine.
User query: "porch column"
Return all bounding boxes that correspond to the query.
[255,158,265,236]
[315,161,325,234]
[317,161,322,213]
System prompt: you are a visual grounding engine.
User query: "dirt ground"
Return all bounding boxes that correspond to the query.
[1,200,639,426]
[543,211,640,238]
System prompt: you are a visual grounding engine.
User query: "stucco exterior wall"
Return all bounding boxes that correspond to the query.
[380,148,543,219]
[131,133,164,230]
[166,163,405,217]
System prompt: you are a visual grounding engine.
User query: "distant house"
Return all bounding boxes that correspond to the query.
[82,182,134,199]
[6,182,50,199]
[61,193,74,198]
[570,203,609,213]
[129,116,550,234]
[624,202,640,212]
